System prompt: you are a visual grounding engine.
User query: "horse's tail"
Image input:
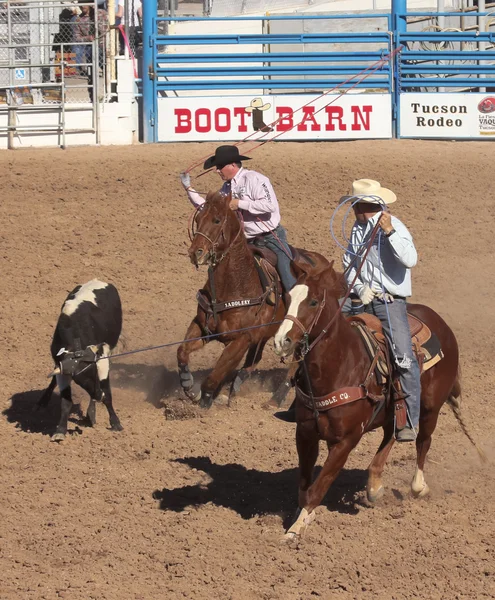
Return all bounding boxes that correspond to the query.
[447,367,487,464]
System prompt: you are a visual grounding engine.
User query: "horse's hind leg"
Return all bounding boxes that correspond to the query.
[411,408,440,498]
[229,339,267,400]
[367,421,395,503]
[177,318,207,400]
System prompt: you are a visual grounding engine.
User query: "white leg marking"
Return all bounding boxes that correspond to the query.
[274,284,309,351]
[96,343,111,381]
[62,280,108,316]
[411,467,430,498]
[284,507,315,540]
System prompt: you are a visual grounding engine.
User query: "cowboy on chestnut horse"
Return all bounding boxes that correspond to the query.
[277,179,421,442]
[180,145,297,294]
[341,179,421,442]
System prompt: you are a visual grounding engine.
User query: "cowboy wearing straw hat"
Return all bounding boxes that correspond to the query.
[180,145,296,293]
[341,179,421,442]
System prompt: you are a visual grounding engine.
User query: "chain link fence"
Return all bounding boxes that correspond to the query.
[0,0,109,106]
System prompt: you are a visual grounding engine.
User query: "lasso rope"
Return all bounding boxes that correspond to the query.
[183,45,403,177]
[329,195,399,359]
[99,320,283,363]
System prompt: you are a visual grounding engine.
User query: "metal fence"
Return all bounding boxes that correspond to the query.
[0,0,111,146]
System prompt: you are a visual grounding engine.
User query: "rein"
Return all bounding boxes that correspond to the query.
[189,203,244,268]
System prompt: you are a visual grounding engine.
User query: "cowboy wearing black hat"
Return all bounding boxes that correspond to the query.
[180,145,296,293]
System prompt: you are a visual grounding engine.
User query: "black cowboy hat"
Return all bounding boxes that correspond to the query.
[203,145,251,170]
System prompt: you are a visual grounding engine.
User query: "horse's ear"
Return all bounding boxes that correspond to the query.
[205,191,216,203]
[320,261,348,297]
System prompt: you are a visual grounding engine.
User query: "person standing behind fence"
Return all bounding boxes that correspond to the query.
[116,0,142,56]
[73,3,109,73]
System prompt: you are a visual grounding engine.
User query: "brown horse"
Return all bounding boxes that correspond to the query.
[274,261,483,538]
[177,190,329,409]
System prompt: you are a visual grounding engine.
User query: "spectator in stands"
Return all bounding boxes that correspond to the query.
[73,2,109,75]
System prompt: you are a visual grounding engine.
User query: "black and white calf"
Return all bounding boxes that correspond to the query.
[39,280,123,442]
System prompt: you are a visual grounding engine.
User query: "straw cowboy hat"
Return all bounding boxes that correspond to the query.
[245,98,271,113]
[350,179,397,205]
[203,145,251,170]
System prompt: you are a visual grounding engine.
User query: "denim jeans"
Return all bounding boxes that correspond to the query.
[365,298,421,428]
[73,44,91,74]
[250,224,297,291]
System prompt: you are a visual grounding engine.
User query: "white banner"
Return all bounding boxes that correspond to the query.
[400,93,495,139]
[157,94,392,142]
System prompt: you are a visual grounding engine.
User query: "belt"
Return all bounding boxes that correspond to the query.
[253,225,280,239]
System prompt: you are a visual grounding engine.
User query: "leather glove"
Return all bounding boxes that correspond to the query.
[180,172,191,189]
[357,285,376,305]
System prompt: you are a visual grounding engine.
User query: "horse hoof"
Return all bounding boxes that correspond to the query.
[184,384,201,402]
[367,485,385,503]
[51,433,66,443]
[284,507,315,539]
[111,422,124,432]
[199,392,214,409]
[412,482,430,498]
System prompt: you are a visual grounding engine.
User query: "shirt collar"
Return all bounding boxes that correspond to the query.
[231,167,245,185]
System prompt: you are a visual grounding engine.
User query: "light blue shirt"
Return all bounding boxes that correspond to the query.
[343,213,417,298]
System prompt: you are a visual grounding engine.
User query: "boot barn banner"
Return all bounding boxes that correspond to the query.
[400,93,495,138]
[157,94,392,142]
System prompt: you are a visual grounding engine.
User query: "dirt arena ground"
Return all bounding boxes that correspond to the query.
[1,140,494,600]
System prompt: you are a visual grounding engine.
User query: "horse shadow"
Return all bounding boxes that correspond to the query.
[153,456,368,522]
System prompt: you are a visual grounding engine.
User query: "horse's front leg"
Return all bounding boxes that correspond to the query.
[177,317,208,401]
[286,430,360,538]
[200,335,251,409]
[367,421,395,503]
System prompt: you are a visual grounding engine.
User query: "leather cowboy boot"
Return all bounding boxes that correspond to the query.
[274,398,296,423]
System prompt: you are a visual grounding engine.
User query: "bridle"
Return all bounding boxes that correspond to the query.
[282,289,327,357]
[188,200,243,267]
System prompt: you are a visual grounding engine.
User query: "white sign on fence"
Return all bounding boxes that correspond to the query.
[157,94,392,142]
[15,68,26,80]
[400,93,495,138]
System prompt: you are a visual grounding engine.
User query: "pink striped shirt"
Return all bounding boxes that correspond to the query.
[186,167,281,239]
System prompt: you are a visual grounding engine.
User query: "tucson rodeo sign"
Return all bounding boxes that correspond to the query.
[400,93,495,138]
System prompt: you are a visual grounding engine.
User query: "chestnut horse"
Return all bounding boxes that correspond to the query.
[274,261,483,538]
[177,190,329,409]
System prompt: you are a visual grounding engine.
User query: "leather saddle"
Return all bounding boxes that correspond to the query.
[250,244,312,268]
[348,311,442,382]
[249,245,316,305]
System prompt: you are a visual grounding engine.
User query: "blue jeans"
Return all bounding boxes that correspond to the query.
[74,43,91,74]
[250,224,296,292]
[365,298,421,428]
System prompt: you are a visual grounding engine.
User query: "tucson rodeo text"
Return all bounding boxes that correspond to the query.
[174,105,374,134]
[410,102,467,127]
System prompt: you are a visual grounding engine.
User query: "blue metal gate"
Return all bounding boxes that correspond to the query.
[142,0,495,142]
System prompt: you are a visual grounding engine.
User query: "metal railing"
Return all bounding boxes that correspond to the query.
[0,0,109,147]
